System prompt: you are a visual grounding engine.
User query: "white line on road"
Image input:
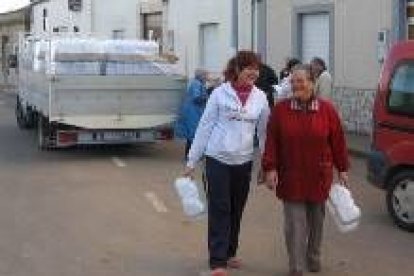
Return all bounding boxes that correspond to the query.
[112,157,127,168]
[144,191,169,213]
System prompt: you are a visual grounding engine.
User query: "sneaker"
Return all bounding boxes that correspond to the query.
[211,268,228,276]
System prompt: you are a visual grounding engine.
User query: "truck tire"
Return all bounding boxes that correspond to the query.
[15,97,29,129]
[37,115,54,150]
[386,170,414,232]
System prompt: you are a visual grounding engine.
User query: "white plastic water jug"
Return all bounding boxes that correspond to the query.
[174,177,206,218]
[327,183,361,233]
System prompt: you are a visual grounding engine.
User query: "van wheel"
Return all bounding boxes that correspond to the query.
[386,170,414,232]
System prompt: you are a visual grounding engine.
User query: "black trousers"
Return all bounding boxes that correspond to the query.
[205,157,253,269]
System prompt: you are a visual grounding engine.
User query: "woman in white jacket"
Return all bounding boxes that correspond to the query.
[184,51,270,276]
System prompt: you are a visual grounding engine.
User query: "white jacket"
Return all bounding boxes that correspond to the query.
[187,82,270,168]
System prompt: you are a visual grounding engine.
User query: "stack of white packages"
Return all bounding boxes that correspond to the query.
[103,40,159,56]
[105,60,164,75]
[327,183,361,233]
[43,38,176,76]
[48,38,103,75]
[104,40,164,75]
[174,177,206,218]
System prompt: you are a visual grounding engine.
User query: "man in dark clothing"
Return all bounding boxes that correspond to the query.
[255,63,278,107]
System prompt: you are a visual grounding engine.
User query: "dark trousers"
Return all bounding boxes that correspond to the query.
[205,157,252,269]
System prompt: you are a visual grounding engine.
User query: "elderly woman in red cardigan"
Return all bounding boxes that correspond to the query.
[262,64,350,276]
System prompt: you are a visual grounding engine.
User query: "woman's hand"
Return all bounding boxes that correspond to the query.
[183,166,195,179]
[338,171,349,187]
[265,170,278,191]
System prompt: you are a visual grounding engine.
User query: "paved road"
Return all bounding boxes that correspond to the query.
[0,90,412,276]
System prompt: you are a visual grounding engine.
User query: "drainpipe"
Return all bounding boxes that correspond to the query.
[251,0,255,51]
[232,0,239,51]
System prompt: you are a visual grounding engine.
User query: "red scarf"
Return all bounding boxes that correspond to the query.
[232,82,253,106]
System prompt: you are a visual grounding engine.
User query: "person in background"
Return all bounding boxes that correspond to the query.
[279,57,301,82]
[310,57,333,99]
[183,51,270,276]
[255,61,278,107]
[274,58,301,100]
[175,69,209,159]
[262,64,350,276]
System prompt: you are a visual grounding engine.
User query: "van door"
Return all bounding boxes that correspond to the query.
[377,62,414,164]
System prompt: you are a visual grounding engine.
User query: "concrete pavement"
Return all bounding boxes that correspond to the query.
[0,87,413,276]
[346,132,370,158]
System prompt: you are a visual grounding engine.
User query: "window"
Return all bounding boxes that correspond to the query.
[68,0,82,12]
[388,63,414,117]
[142,12,162,42]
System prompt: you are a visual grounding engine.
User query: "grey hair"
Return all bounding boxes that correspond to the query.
[291,64,315,83]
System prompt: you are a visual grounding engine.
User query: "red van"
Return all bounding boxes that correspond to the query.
[368,41,414,232]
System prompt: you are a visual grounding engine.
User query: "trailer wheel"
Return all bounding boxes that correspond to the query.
[15,96,29,129]
[38,115,54,150]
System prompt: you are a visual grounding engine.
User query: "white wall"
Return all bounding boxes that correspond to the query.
[31,0,141,39]
[167,0,255,77]
[267,0,392,90]
[267,0,291,74]
[32,0,92,35]
[334,0,392,89]
[92,0,140,39]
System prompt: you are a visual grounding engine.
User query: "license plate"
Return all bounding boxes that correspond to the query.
[104,131,137,141]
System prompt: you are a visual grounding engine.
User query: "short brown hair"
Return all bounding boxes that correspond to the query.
[224,50,260,82]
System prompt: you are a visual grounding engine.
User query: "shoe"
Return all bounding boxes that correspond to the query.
[227,257,242,269]
[308,259,321,273]
[210,268,228,276]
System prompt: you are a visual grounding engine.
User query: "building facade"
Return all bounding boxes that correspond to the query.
[266,0,410,135]
[165,0,267,77]
[30,0,143,39]
[0,6,30,84]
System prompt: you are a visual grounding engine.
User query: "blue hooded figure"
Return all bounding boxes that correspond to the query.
[175,69,209,158]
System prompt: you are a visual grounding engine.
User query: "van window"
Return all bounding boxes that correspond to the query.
[389,63,414,117]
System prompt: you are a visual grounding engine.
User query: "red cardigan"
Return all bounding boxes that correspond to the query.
[262,98,350,203]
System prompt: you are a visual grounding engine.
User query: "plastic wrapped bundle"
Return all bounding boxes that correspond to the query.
[50,38,104,59]
[53,61,102,75]
[47,38,105,75]
[327,183,361,233]
[106,61,163,75]
[103,40,159,56]
[153,62,179,75]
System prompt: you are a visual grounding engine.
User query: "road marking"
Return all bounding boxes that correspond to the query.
[144,191,169,213]
[112,157,126,168]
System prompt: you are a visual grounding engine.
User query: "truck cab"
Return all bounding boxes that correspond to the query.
[368,41,414,232]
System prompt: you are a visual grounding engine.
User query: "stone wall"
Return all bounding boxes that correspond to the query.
[332,87,376,135]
